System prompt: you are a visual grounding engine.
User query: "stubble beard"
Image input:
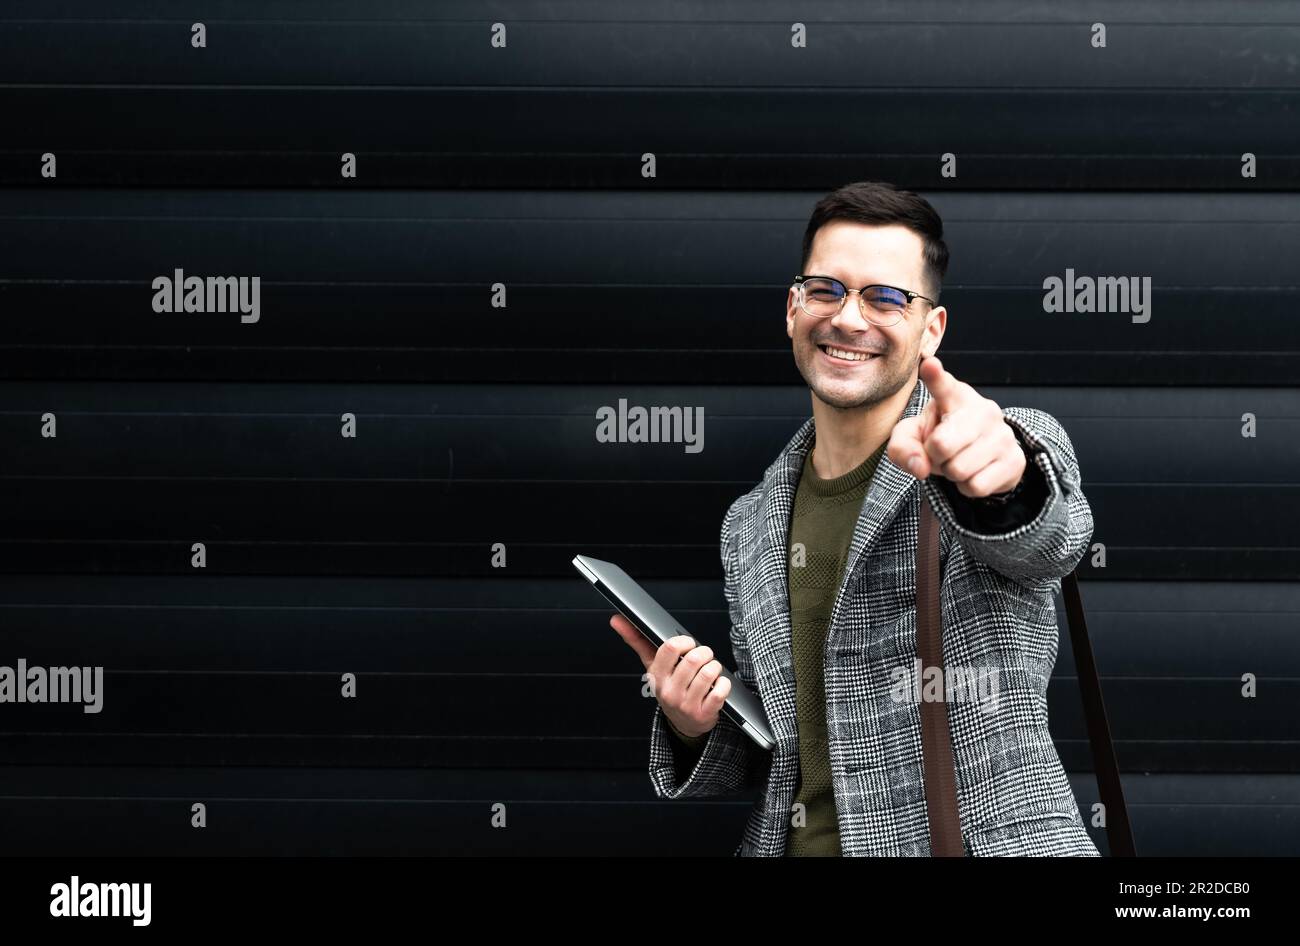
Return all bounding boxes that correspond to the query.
[798,339,911,411]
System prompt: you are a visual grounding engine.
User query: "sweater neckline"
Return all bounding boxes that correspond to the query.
[801,437,887,497]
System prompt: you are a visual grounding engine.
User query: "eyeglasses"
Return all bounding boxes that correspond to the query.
[792,274,936,327]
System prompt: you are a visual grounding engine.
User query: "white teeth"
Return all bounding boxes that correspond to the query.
[825,346,874,362]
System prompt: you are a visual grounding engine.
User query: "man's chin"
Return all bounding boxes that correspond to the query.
[809,382,880,411]
[806,365,909,410]
[796,350,906,409]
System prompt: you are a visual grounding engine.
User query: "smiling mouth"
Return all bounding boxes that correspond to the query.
[819,344,881,363]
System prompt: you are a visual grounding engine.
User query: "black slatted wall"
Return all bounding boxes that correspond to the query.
[1,0,1297,856]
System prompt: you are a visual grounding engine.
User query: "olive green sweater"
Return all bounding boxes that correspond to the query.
[665,437,886,856]
[783,439,885,855]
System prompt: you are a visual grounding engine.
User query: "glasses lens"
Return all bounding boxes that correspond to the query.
[800,277,844,317]
[863,286,907,325]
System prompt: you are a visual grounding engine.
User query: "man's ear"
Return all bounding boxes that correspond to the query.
[786,287,798,338]
[920,305,947,357]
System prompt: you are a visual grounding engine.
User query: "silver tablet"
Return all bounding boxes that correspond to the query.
[574,554,775,751]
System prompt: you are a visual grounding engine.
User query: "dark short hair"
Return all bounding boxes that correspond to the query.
[799,181,949,304]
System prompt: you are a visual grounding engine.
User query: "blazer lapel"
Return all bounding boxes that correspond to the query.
[825,377,931,642]
[744,377,932,740]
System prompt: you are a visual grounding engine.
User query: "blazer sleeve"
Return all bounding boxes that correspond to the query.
[647,497,763,799]
[920,406,1094,588]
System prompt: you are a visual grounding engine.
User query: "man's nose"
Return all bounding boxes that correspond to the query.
[829,292,877,332]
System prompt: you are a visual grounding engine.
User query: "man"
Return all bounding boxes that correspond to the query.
[610,181,1099,856]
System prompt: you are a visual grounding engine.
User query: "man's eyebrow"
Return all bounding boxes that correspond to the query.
[816,273,897,287]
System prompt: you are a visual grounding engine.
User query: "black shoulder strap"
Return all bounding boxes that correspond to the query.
[1062,569,1137,856]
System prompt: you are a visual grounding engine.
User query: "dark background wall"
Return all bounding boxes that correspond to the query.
[1,0,1296,855]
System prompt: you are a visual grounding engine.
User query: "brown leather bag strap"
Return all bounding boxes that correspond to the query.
[916,500,965,856]
[1062,570,1137,857]
[916,499,1137,857]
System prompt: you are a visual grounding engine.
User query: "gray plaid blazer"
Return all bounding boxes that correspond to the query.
[648,376,1101,856]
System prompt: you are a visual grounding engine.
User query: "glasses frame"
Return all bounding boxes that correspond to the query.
[792,274,936,327]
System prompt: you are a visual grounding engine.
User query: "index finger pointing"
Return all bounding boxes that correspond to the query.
[920,354,969,413]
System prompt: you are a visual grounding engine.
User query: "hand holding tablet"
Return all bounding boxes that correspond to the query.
[608,614,729,741]
[574,554,775,751]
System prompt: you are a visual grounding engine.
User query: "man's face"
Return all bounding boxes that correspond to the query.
[786,221,943,410]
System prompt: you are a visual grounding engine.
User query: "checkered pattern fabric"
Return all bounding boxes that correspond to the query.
[648,376,1101,857]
